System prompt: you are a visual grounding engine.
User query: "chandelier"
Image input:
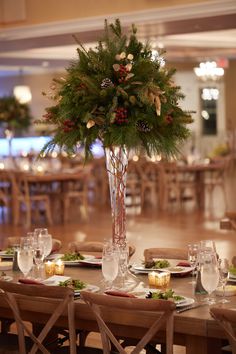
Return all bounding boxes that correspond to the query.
[194,61,224,81]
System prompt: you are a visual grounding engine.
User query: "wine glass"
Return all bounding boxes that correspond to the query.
[32,238,45,279]
[102,242,119,290]
[38,233,52,260]
[188,243,199,284]
[200,251,220,304]
[218,258,230,303]
[17,248,34,278]
[200,240,217,254]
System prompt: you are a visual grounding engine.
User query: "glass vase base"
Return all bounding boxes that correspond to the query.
[112,270,139,292]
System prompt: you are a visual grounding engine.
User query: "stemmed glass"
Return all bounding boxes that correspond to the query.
[34,229,52,260]
[188,243,199,284]
[118,244,129,289]
[200,251,220,304]
[218,258,230,303]
[17,248,34,278]
[32,237,45,279]
[102,242,119,290]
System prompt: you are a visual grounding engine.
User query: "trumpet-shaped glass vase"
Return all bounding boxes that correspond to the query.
[105,146,137,290]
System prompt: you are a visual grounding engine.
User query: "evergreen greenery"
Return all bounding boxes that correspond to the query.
[40,19,193,159]
[0,95,32,132]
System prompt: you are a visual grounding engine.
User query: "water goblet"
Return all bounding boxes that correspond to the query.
[32,238,45,279]
[200,251,220,304]
[218,258,230,303]
[102,242,119,290]
[17,248,34,278]
[38,233,52,260]
[187,243,199,284]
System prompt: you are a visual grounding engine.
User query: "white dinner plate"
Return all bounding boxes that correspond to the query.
[61,255,96,266]
[131,264,194,275]
[228,275,236,282]
[130,288,194,307]
[0,251,14,259]
[74,284,100,295]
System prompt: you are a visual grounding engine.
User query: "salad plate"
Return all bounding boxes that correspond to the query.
[131,263,194,275]
[0,251,14,259]
[130,288,194,307]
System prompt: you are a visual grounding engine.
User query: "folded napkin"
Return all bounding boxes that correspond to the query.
[18,278,45,285]
[176,261,191,267]
[104,290,136,298]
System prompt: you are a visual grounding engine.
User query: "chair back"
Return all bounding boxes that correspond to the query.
[0,281,76,354]
[210,307,236,354]
[68,241,135,259]
[81,291,175,354]
[144,247,188,263]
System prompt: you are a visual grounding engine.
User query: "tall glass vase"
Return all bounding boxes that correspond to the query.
[105,146,128,247]
[105,146,137,290]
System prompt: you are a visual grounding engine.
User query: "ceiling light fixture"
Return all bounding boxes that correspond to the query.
[13,85,32,104]
[13,68,32,104]
[194,61,224,81]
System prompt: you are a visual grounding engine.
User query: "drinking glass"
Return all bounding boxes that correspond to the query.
[200,251,220,304]
[37,233,52,260]
[17,248,34,278]
[188,243,199,284]
[118,244,129,288]
[200,240,216,254]
[102,242,119,290]
[218,258,230,303]
[32,238,45,278]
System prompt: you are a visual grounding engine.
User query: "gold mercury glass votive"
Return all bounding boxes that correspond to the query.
[45,261,55,276]
[54,260,65,275]
[148,271,171,289]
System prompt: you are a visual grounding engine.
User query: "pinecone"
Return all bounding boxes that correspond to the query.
[136,120,151,132]
[101,78,114,89]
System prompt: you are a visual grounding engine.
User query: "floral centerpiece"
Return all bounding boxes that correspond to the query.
[40,19,193,248]
[0,95,32,133]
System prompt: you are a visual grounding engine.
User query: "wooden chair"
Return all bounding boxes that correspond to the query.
[0,281,76,354]
[12,171,53,228]
[81,291,175,354]
[220,211,236,231]
[68,241,136,259]
[144,247,188,263]
[161,162,181,211]
[210,307,236,354]
[6,236,62,254]
[204,157,230,212]
[62,171,90,223]
[140,161,164,210]
[0,170,15,223]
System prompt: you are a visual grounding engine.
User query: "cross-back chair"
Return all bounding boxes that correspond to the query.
[6,236,62,254]
[81,291,175,354]
[144,247,188,264]
[0,281,76,354]
[210,307,236,354]
[68,241,136,259]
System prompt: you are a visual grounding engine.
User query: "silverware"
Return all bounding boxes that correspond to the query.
[176,303,206,313]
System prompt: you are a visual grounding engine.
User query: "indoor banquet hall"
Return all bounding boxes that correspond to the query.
[0,1,236,353]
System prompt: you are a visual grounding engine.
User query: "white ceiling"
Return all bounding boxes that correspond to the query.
[0,1,236,76]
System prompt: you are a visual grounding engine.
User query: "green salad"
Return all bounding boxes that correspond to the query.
[144,259,170,269]
[59,279,86,290]
[146,288,184,302]
[229,266,236,276]
[4,247,14,255]
[60,252,85,261]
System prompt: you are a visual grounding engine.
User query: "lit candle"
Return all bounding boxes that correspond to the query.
[55,259,65,275]
[148,271,157,287]
[154,271,171,289]
[45,261,55,276]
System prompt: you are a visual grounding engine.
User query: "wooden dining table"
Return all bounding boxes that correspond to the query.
[0,262,235,354]
[177,161,227,210]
